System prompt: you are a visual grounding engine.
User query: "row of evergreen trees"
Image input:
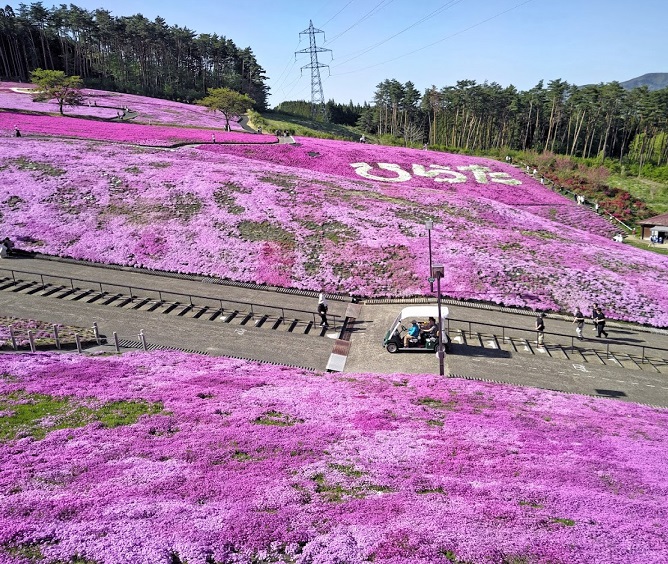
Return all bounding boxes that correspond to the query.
[359,79,668,174]
[0,2,269,107]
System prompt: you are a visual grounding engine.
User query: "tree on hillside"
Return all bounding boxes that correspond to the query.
[197,87,255,130]
[30,68,84,115]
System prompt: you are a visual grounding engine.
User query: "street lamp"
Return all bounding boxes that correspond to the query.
[425,219,434,292]
[431,264,445,376]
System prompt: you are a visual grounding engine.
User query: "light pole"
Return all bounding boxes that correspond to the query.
[425,219,434,292]
[431,264,445,376]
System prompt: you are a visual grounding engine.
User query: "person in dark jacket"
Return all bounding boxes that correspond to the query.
[593,307,609,338]
[535,313,546,345]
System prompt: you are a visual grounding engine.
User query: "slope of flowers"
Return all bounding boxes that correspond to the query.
[0,111,276,145]
[200,138,617,236]
[0,351,666,564]
[0,82,116,119]
[3,130,668,325]
[82,86,247,129]
[0,81,244,129]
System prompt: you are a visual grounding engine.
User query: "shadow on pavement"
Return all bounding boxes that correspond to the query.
[595,389,627,398]
[345,319,371,334]
[449,345,511,359]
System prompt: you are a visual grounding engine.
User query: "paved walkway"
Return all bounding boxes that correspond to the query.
[2,254,668,406]
[0,255,347,370]
[344,302,668,408]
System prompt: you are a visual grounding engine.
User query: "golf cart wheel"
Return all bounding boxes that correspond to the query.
[386,342,398,354]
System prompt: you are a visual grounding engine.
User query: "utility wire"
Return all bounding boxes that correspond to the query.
[320,0,355,28]
[325,0,396,44]
[332,0,535,76]
[334,0,465,66]
[272,46,302,93]
[310,0,338,22]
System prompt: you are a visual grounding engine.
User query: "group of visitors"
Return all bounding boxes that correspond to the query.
[535,303,611,346]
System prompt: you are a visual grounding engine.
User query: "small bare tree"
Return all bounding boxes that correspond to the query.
[401,121,425,148]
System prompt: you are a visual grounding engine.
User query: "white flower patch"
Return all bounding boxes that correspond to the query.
[412,164,467,183]
[350,162,412,182]
[351,162,522,186]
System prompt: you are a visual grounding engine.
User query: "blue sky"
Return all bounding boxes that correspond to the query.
[31,0,668,106]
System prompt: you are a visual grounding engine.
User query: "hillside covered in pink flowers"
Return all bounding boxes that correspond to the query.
[3,82,668,326]
[1,351,666,564]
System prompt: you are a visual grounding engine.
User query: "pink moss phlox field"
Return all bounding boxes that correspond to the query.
[0,82,246,129]
[200,137,616,234]
[81,86,249,129]
[0,351,666,564]
[0,82,116,119]
[0,112,276,146]
[3,87,668,325]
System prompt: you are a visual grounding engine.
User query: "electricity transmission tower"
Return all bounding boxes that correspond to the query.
[295,20,332,120]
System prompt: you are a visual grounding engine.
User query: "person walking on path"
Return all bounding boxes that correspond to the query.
[593,307,609,338]
[591,303,599,332]
[572,308,585,340]
[14,126,21,137]
[535,312,546,346]
[317,292,329,327]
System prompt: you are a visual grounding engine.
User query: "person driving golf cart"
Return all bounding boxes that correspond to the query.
[421,317,438,342]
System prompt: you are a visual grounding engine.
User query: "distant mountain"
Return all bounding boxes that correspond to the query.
[620,73,668,91]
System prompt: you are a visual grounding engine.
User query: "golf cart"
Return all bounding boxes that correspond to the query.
[383,305,450,354]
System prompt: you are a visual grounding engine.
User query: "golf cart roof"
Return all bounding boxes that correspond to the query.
[398,305,449,321]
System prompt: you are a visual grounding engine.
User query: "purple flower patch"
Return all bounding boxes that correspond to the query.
[0,351,666,563]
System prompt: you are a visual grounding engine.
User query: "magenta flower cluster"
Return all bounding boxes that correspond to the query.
[0,81,246,129]
[2,83,668,325]
[0,111,276,146]
[0,351,666,564]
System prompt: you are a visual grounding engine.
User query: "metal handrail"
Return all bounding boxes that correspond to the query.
[445,316,668,365]
[0,267,341,327]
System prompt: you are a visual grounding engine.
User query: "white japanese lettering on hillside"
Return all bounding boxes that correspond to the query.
[350,162,521,186]
[350,162,411,183]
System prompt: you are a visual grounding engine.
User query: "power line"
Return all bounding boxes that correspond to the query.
[334,0,465,66]
[325,0,397,44]
[272,2,354,105]
[271,45,302,94]
[295,21,333,118]
[320,0,355,28]
[332,0,536,76]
